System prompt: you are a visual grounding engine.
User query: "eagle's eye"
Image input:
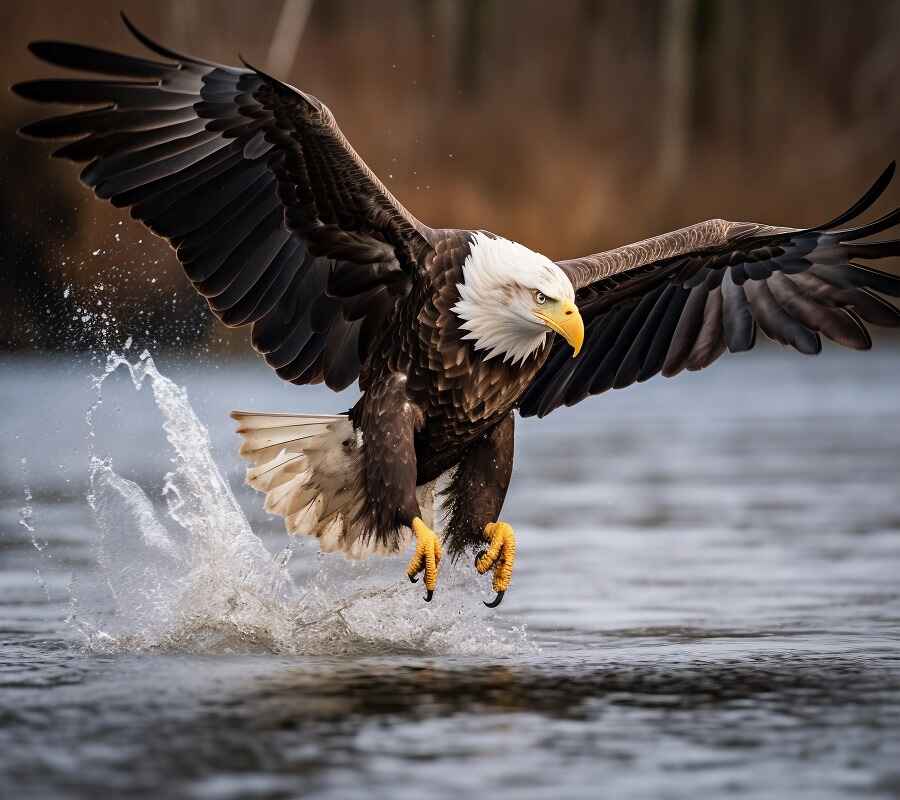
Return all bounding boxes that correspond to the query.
[534,291,547,305]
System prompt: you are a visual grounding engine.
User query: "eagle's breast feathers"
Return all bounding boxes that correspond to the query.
[369,231,557,468]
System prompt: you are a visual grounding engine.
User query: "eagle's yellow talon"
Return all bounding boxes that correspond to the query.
[407,517,442,601]
[477,521,516,606]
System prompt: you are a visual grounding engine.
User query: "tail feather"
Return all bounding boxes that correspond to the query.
[231,410,432,559]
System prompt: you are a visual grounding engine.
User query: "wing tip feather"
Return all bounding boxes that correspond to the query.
[815,160,897,231]
[119,10,233,71]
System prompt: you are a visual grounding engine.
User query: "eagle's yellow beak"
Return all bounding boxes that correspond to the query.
[536,299,584,357]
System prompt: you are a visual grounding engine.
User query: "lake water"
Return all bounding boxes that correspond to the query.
[2,346,899,799]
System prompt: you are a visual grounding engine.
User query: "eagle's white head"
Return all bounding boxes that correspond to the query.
[452,232,585,366]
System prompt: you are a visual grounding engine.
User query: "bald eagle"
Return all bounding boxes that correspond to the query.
[14,15,900,607]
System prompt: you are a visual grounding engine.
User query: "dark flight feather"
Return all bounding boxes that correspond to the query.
[522,163,900,417]
[14,15,434,393]
[660,285,710,378]
[811,162,895,230]
[614,284,682,388]
[743,278,821,354]
[218,241,306,326]
[721,272,756,353]
[637,285,691,382]
[684,288,726,372]
[27,40,178,78]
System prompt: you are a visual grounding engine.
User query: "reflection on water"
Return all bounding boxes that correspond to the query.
[2,348,900,799]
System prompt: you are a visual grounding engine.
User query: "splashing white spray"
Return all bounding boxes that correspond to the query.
[73,352,534,656]
[19,457,51,601]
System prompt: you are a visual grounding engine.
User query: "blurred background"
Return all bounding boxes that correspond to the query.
[4,6,900,798]
[3,0,900,355]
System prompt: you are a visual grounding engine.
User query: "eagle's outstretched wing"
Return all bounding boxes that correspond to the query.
[13,14,433,391]
[521,164,900,417]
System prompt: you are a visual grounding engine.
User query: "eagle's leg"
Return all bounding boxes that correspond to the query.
[442,412,516,606]
[355,373,440,601]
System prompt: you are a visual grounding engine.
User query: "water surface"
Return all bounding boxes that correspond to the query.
[2,348,899,799]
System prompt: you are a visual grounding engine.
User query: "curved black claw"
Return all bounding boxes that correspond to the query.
[424,589,434,602]
[409,574,418,584]
[483,590,505,608]
[474,550,486,567]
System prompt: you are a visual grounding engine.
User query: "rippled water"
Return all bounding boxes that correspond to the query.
[2,347,900,799]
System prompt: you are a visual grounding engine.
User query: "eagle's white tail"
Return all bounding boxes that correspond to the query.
[231,411,433,558]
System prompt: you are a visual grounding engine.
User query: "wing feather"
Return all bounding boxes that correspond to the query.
[636,286,691,382]
[13,16,434,391]
[721,271,756,353]
[521,165,900,417]
[613,284,681,389]
[684,287,726,372]
[660,284,710,377]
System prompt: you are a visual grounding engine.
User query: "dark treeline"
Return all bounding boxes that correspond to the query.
[2,0,899,353]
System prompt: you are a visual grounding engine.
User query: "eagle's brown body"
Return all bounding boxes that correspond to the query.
[352,229,549,553]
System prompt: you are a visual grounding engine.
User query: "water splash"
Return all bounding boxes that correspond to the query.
[19,458,51,601]
[74,352,534,657]
[18,463,35,539]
